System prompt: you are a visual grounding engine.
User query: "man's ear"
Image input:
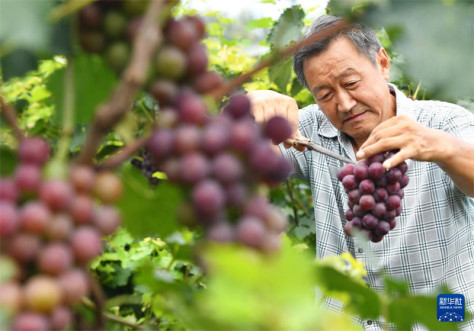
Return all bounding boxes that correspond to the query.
[377,48,391,81]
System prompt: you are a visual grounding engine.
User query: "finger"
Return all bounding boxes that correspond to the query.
[356,136,406,161]
[383,149,411,169]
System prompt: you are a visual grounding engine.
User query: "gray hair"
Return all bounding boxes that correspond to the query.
[293,15,383,89]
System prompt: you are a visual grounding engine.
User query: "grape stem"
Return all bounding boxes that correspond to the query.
[82,297,147,330]
[55,56,75,162]
[96,136,149,170]
[209,20,347,100]
[0,93,26,140]
[78,0,167,165]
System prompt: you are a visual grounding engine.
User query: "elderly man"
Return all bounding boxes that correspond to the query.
[248,15,474,330]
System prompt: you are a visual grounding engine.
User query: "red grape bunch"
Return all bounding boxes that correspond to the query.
[149,11,223,105]
[0,137,122,331]
[78,0,152,72]
[337,152,409,242]
[146,94,292,252]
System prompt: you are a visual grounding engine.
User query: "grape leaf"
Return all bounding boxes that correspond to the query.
[268,57,293,93]
[118,165,182,239]
[314,264,381,318]
[47,54,117,126]
[0,147,18,176]
[266,6,305,50]
[245,17,274,30]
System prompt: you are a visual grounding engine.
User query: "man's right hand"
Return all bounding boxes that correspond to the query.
[246,90,306,151]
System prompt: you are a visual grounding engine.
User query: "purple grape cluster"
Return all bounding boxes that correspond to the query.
[149,12,223,105]
[78,0,151,72]
[146,94,291,252]
[337,152,409,242]
[0,138,122,331]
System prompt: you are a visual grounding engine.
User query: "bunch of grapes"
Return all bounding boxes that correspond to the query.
[78,0,151,72]
[337,152,409,242]
[0,137,122,331]
[131,150,160,186]
[148,12,223,105]
[146,95,292,252]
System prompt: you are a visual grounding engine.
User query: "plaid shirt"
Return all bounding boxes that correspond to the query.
[281,84,474,330]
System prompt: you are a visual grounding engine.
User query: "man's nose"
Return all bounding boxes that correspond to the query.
[336,90,356,112]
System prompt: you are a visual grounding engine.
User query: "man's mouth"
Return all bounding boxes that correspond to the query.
[343,111,367,123]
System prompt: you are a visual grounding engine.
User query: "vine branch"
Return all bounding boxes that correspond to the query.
[96,136,149,170]
[0,93,26,140]
[210,20,348,100]
[78,0,166,165]
[82,297,146,330]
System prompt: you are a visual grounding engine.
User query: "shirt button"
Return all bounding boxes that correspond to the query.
[367,320,373,325]
[358,248,363,253]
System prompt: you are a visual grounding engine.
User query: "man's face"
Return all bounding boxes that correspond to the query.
[303,37,395,147]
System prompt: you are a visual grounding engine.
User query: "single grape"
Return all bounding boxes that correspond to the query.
[70,165,96,193]
[93,172,122,204]
[186,43,208,76]
[37,243,73,275]
[263,116,292,145]
[376,221,391,236]
[58,269,90,305]
[40,180,74,211]
[103,10,127,39]
[345,209,355,221]
[20,201,51,234]
[201,123,229,155]
[0,282,22,315]
[155,46,187,80]
[0,202,19,237]
[191,180,225,218]
[400,174,409,188]
[235,216,265,249]
[368,162,384,180]
[372,203,387,218]
[359,179,375,194]
[192,71,223,95]
[230,118,259,152]
[348,189,360,203]
[12,313,50,331]
[211,153,243,184]
[0,178,19,202]
[165,18,198,51]
[362,213,378,229]
[207,222,234,242]
[70,227,102,263]
[150,79,178,106]
[353,163,368,180]
[223,94,251,119]
[69,195,95,224]
[50,306,73,331]
[342,175,357,191]
[23,275,62,313]
[15,164,42,193]
[337,163,354,181]
[374,187,388,202]
[359,194,375,211]
[179,152,210,184]
[94,206,121,236]
[386,195,401,211]
[175,91,207,125]
[18,137,50,166]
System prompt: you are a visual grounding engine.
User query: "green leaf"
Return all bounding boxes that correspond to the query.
[0,0,54,52]
[268,57,293,92]
[245,17,274,30]
[314,264,381,318]
[0,147,18,176]
[118,165,182,239]
[47,54,117,126]
[30,85,51,102]
[364,0,474,99]
[388,295,467,331]
[260,0,276,4]
[290,77,304,96]
[267,6,305,49]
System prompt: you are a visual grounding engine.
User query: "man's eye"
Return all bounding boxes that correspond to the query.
[319,92,331,101]
[346,81,358,87]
